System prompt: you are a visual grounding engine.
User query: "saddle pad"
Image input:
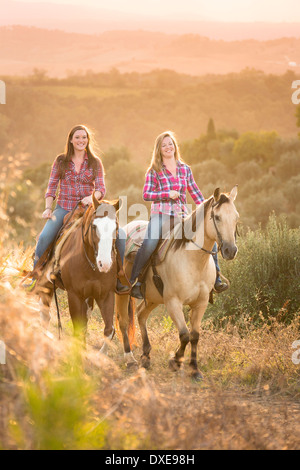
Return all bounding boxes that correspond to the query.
[125,221,148,258]
[124,219,182,265]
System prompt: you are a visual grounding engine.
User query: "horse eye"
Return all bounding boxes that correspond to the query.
[215,215,221,222]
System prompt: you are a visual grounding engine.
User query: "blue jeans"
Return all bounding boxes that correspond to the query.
[34,205,69,267]
[130,213,220,283]
[130,213,176,282]
[34,204,126,268]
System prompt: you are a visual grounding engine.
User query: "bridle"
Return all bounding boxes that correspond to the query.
[82,207,119,272]
[190,201,226,255]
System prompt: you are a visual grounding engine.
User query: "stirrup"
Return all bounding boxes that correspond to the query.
[130,282,143,299]
[115,278,131,295]
[214,277,228,293]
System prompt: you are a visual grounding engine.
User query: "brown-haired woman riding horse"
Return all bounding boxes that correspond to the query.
[25,124,127,294]
[37,194,122,346]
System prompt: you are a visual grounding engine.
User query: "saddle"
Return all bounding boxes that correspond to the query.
[125,217,180,265]
[30,204,86,285]
[125,218,214,304]
[125,217,180,297]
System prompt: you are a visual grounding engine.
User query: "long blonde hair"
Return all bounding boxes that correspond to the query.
[147,131,184,174]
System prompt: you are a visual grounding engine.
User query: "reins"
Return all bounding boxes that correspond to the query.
[82,209,98,271]
[53,278,63,339]
[190,201,223,255]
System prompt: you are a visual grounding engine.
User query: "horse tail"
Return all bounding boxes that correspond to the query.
[128,296,136,348]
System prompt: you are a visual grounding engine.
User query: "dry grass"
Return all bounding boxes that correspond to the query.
[0,246,300,450]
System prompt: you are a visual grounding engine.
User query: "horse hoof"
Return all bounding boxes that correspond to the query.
[191,371,203,383]
[126,361,139,371]
[169,358,180,372]
[140,355,151,370]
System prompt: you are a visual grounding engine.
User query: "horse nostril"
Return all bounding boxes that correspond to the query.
[222,245,237,259]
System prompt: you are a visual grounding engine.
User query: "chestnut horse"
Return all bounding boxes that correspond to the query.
[36,195,121,351]
[116,187,239,379]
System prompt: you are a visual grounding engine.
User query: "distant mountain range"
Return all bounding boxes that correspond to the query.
[1,1,300,40]
[1,25,300,77]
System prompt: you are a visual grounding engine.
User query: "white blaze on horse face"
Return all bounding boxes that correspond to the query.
[93,216,116,272]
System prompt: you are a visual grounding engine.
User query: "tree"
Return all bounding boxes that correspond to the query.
[206,118,216,141]
[232,131,279,167]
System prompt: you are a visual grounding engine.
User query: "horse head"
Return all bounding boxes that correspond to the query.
[207,186,239,260]
[84,194,121,273]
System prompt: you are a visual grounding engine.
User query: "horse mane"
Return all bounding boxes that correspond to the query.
[172,192,230,251]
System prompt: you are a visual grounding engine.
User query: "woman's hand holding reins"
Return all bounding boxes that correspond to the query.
[169,190,180,200]
[42,208,53,219]
[81,195,93,206]
[81,191,102,207]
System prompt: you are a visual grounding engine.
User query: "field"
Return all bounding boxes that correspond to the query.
[1,66,300,451]
[1,242,299,450]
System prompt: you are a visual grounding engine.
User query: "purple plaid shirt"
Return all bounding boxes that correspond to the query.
[45,154,106,211]
[143,161,204,217]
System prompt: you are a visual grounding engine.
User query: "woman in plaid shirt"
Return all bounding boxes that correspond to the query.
[27,125,127,292]
[130,131,228,299]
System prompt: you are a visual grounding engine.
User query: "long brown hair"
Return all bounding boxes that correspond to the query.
[147,131,185,174]
[56,125,102,178]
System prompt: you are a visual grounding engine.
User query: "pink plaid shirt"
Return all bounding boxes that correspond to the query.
[143,161,204,217]
[45,154,106,211]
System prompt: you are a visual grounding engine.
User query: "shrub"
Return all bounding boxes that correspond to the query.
[207,214,300,327]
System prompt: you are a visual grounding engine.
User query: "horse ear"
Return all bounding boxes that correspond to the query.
[213,187,221,203]
[113,199,122,213]
[92,191,100,209]
[229,185,238,202]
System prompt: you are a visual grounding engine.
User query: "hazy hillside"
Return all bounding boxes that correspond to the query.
[1,26,300,76]
[1,69,298,168]
[2,1,300,39]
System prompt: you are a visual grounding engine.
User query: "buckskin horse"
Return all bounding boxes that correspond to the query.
[116,187,239,380]
[35,195,121,351]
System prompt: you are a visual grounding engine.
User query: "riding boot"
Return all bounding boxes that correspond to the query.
[130,281,143,299]
[115,278,131,294]
[212,242,228,293]
[214,272,228,293]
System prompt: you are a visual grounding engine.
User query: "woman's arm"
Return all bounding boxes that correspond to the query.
[187,166,205,205]
[45,160,60,201]
[42,196,55,219]
[143,170,170,202]
[94,159,106,200]
[43,161,60,217]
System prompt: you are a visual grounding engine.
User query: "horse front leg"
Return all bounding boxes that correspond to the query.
[137,301,157,369]
[67,291,88,342]
[166,298,190,372]
[115,293,138,369]
[189,302,208,381]
[37,281,54,330]
[96,291,115,355]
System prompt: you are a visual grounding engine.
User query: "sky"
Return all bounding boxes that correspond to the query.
[11,0,300,22]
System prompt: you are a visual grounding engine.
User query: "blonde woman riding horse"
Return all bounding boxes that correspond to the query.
[116,131,239,380]
[129,131,228,299]
[116,185,239,379]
